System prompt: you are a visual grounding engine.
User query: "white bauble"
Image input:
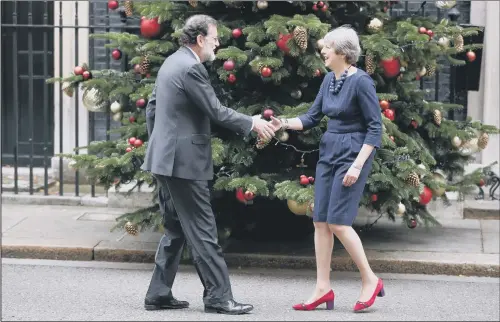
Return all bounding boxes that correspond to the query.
[396,203,406,216]
[452,136,462,148]
[112,112,123,122]
[110,101,122,113]
[438,37,450,48]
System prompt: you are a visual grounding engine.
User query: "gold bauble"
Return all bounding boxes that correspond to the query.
[367,18,383,33]
[459,138,479,156]
[82,88,107,113]
[418,67,427,77]
[396,202,406,216]
[431,170,447,197]
[287,199,308,216]
[451,136,462,148]
[279,131,289,142]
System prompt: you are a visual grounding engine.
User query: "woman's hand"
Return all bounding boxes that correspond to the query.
[343,165,361,187]
[270,116,283,131]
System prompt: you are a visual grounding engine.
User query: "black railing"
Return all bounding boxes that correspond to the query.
[0,0,479,197]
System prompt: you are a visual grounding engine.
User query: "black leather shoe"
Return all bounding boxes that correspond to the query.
[144,297,189,310]
[204,299,254,315]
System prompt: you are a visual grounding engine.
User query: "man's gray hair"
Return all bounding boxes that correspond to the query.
[179,14,217,45]
[324,25,361,65]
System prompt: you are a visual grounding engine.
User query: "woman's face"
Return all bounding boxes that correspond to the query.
[320,41,345,69]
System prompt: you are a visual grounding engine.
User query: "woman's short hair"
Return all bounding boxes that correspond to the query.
[324,25,362,65]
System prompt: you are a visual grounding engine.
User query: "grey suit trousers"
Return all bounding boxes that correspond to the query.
[145,175,233,305]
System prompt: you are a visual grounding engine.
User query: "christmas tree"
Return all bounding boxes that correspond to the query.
[48,0,498,239]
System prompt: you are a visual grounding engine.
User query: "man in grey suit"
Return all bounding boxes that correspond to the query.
[141,14,278,315]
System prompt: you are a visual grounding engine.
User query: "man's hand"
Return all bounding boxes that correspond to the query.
[270,116,283,131]
[252,116,279,140]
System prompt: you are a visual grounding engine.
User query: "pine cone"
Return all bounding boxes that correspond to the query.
[406,172,420,187]
[454,34,464,52]
[426,64,436,77]
[140,55,150,74]
[478,133,489,150]
[125,222,138,236]
[189,0,198,7]
[293,26,308,51]
[433,109,442,126]
[365,55,375,74]
[124,0,133,17]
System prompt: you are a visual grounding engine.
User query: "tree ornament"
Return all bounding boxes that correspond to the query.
[383,108,395,121]
[396,202,406,216]
[418,67,427,77]
[365,55,375,74]
[314,69,322,77]
[287,199,308,216]
[459,138,479,156]
[227,73,237,83]
[433,109,442,126]
[140,55,150,74]
[410,120,418,129]
[431,170,447,197]
[454,34,464,52]
[82,88,107,112]
[188,0,198,7]
[62,82,74,97]
[418,26,427,34]
[140,17,161,39]
[312,3,318,11]
[125,221,138,236]
[124,0,133,17]
[293,26,308,51]
[244,190,255,201]
[257,0,268,10]
[82,71,92,80]
[435,1,456,9]
[299,175,310,186]
[438,37,450,48]
[236,188,247,204]
[290,89,302,99]
[371,194,378,202]
[110,101,122,114]
[263,108,274,119]
[260,66,272,78]
[477,132,489,150]
[426,64,436,77]
[276,33,292,53]
[451,136,462,148]
[426,29,434,39]
[223,59,235,71]
[126,147,133,153]
[406,172,420,187]
[74,65,84,76]
[108,0,119,10]
[111,49,122,60]
[129,116,136,123]
[466,51,476,62]
[133,139,143,148]
[381,58,401,78]
[129,137,136,145]
[379,100,390,110]
[232,28,242,38]
[278,130,289,142]
[367,18,383,33]
[308,176,315,184]
[408,218,417,229]
[256,137,270,149]
[112,112,123,122]
[136,98,147,108]
[419,186,433,205]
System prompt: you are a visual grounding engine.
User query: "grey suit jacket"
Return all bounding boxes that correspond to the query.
[141,46,253,181]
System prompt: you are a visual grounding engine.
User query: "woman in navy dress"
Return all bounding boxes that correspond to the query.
[271,26,384,312]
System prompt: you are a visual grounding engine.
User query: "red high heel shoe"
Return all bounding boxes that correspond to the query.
[292,290,335,311]
[353,278,385,312]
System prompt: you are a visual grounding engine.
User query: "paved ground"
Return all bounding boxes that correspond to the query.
[2,258,499,321]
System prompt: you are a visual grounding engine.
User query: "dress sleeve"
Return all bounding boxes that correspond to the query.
[356,74,382,149]
[297,73,331,130]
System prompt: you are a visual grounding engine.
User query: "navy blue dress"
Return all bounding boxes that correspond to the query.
[298,69,382,226]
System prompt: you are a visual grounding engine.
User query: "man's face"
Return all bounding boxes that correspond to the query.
[200,24,219,62]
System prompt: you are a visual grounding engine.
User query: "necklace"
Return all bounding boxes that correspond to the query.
[329,65,352,95]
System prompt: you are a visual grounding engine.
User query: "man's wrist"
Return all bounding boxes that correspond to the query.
[352,163,363,170]
[280,118,289,130]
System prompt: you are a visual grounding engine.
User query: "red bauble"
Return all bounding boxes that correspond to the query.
[128,137,136,145]
[261,66,272,77]
[300,176,310,185]
[379,100,390,110]
[426,29,434,38]
[276,33,292,53]
[133,139,143,148]
[383,108,395,121]
[227,74,237,83]
[408,218,417,229]
[314,69,321,77]
[140,17,161,39]
[223,60,235,71]
[244,190,255,201]
[479,178,485,187]
[317,1,324,7]
[312,4,318,11]
[466,51,476,62]
[82,71,91,80]
[74,66,84,75]
[308,176,315,184]
[380,58,401,78]
[112,49,122,60]
[126,147,133,153]
[263,108,274,119]
[418,26,427,34]
[389,135,395,142]
[321,4,328,12]
[129,116,136,123]
[371,194,378,202]
[410,120,418,129]
[136,98,146,108]
[419,186,433,205]
[232,28,242,38]
[236,188,247,204]
[108,0,119,10]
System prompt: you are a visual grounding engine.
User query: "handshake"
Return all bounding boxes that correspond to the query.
[251,114,283,141]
